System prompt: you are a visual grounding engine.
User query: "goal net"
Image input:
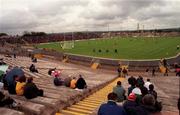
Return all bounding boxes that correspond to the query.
[60,41,74,49]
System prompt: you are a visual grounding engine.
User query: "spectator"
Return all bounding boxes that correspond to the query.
[148,84,157,100]
[24,77,43,99]
[8,75,19,94]
[148,84,162,112]
[64,77,72,87]
[132,84,142,105]
[137,76,144,88]
[144,79,152,90]
[122,67,128,77]
[117,66,122,77]
[164,67,168,76]
[54,75,64,86]
[76,75,87,89]
[98,92,127,115]
[113,81,126,102]
[128,76,136,96]
[70,77,77,89]
[0,91,19,107]
[136,94,156,115]
[16,76,26,96]
[29,64,38,73]
[128,76,136,86]
[48,68,56,75]
[123,93,138,115]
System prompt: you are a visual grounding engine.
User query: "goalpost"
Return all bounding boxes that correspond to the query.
[60,41,74,49]
[60,32,75,49]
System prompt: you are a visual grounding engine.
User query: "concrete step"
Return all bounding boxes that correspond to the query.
[0,108,24,115]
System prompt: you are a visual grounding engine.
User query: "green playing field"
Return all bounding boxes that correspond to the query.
[37,37,180,60]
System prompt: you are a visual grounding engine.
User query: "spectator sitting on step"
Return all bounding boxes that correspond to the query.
[144,79,152,90]
[29,64,38,73]
[113,81,126,102]
[98,92,127,115]
[76,75,87,89]
[7,75,20,94]
[132,84,142,105]
[123,93,138,115]
[136,94,157,115]
[70,77,77,89]
[32,57,37,63]
[148,84,157,100]
[48,68,56,75]
[16,75,26,96]
[53,74,64,86]
[137,76,144,88]
[0,91,19,108]
[148,84,162,112]
[128,76,136,96]
[64,76,72,87]
[24,77,43,99]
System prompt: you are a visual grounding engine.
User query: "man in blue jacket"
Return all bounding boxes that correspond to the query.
[98,92,127,115]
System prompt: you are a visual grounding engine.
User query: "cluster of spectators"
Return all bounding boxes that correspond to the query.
[0,66,43,108]
[98,76,162,115]
[48,68,87,90]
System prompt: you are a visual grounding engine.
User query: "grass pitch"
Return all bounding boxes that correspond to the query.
[37,37,180,60]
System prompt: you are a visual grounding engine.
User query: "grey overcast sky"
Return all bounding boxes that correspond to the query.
[0,0,180,35]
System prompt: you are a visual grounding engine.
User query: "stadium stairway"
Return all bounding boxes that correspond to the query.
[58,77,125,115]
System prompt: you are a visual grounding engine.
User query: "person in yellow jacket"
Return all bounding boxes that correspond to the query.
[16,76,26,96]
[70,77,77,89]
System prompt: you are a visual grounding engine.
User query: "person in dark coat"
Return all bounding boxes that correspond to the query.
[128,76,136,96]
[53,74,64,86]
[148,84,157,100]
[24,77,43,99]
[123,93,138,115]
[76,75,87,89]
[137,76,144,88]
[135,94,156,115]
[98,92,127,115]
[29,64,38,73]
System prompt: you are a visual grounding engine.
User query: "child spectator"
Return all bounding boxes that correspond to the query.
[70,77,77,89]
[16,76,26,96]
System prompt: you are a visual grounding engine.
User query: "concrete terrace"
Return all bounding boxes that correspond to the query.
[0,55,179,115]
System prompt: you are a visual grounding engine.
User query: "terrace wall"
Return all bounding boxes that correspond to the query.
[39,49,180,71]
